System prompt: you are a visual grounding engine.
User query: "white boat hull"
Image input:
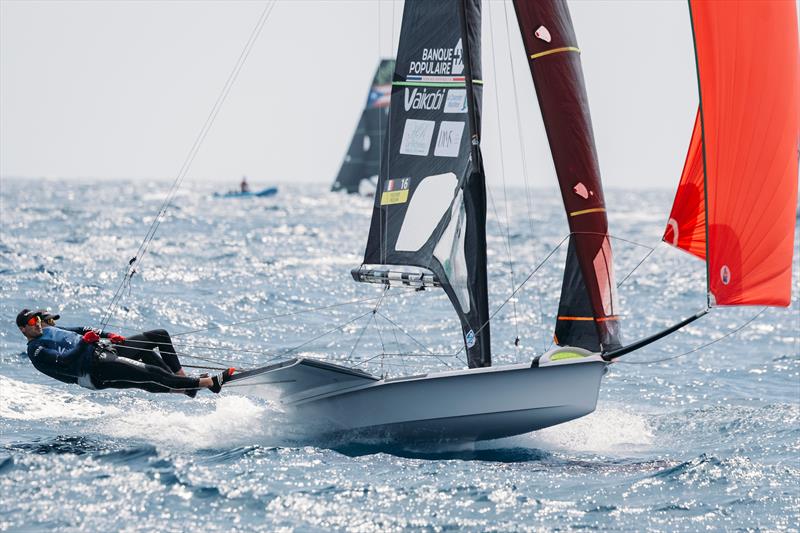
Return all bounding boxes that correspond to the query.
[229,352,608,444]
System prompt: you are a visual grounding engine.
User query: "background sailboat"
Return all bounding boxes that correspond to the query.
[331,59,395,195]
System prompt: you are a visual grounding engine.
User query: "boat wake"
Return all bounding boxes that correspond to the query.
[0,375,118,421]
[490,404,654,455]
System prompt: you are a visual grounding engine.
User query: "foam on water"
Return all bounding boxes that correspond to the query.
[97,394,282,450]
[0,376,117,421]
[486,404,654,454]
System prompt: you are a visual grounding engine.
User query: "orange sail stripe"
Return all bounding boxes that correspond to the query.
[558,316,619,322]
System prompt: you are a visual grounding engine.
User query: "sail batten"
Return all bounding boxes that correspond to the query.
[665,0,799,307]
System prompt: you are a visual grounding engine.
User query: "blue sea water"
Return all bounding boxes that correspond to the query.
[0,179,798,532]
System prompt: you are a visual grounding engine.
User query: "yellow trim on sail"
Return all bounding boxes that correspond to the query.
[530,46,580,60]
[569,207,606,217]
[380,190,409,205]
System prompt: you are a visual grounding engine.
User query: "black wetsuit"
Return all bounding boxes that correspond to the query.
[26,326,199,393]
[114,329,182,374]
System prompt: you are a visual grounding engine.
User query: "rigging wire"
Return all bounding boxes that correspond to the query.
[615,307,768,365]
[102,295,381,337]
[346,286,389,362]
[616,245,657,288]
[451,234,570,356]
[100,0,277,330]
[502,0,545,350]
[486,0,521,351]
[171,295,381,336]
[376,311,463,368]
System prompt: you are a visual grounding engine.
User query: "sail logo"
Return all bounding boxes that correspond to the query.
[465,329,476,348]
[573,182,594,199]
[535,25,552,43]
[399,118,435,157]
[381,178,411,206]
[409,39,464,76]
[444,89,467,113]
[452,39,464,75]
[720,265,731,285]
[404,88,445,111]
[434,121,465,158]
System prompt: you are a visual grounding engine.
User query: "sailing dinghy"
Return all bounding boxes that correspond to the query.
[229,0,798,445]
[331,59,395,195]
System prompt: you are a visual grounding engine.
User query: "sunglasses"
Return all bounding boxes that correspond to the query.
[26,316,41,327]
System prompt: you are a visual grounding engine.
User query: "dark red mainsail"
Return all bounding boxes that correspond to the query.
[513,0,621,352]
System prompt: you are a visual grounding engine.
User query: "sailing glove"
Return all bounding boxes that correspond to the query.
[82,331,100,344]
[108,333,126,344]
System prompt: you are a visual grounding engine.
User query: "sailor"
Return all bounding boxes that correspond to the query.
[36,309,191,379]
[16,309,234,396]
[240,175,250,193]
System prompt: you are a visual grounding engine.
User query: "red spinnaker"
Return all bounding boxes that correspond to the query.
[664,0,799,307]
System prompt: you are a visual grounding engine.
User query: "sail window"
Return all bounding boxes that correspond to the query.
[434,190,470,313]
[396,172,458,252]
[593,237,617,316]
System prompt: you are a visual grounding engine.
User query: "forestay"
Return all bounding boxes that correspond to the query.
[356,0,491,368]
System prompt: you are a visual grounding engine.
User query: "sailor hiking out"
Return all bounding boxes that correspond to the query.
[16,308,234,397]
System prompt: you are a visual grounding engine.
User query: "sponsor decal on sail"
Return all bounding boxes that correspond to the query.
[465,329,476,348]
[381,177,411,205]
[573,182,593,199]
[434,121,465,158]
[399,119,435,156]
[444,89,468,113]
[720,265,731,285]
[408,39,464,77]
[404,87,446,111]
[535,25,552,43]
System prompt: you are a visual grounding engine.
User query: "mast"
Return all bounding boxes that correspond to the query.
[512,0,622,352]
[355,0,491,368]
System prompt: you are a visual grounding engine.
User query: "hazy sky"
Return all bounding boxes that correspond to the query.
[0,0,762,189]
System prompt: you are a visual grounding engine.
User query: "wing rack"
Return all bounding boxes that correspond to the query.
[351,267,441,289]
